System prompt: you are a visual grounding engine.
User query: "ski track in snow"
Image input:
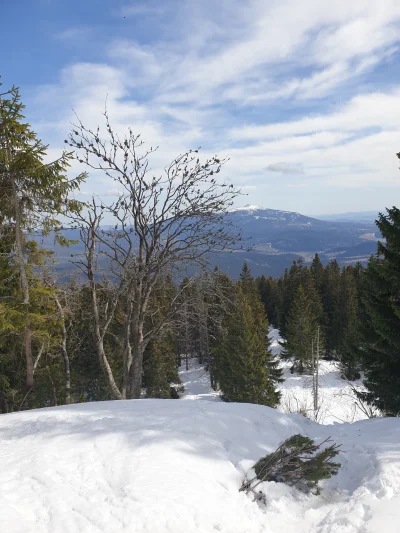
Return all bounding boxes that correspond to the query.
[1,340,400,532]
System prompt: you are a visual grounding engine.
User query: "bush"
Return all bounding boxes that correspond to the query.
[241,434,341,496]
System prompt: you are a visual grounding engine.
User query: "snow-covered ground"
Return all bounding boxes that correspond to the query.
[179,359,221,401]
[0,341,398,533]
[269,329,377,424]
[1,396,400,532]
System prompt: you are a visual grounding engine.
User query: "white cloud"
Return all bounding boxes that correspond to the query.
[266,163,305,174]
[29,0,400,213]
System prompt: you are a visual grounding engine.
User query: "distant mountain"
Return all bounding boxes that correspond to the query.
[315,210,380,223]
[45,205,381,279]
[226,205,378,250]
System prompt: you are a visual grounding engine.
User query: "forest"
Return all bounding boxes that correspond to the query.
[1,81,400,416]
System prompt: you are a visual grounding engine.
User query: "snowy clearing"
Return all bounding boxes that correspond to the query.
[269,328,376,424]
[1,398,400,533]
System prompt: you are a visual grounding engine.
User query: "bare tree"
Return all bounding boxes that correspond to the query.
[67,111,242,399]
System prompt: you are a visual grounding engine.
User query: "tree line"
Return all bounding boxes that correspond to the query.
[257,203,400,415]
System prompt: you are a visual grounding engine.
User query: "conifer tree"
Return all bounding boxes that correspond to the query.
[143,332,180,399]
[0,83,85,393]
[280,259,303,336]
[239,262,257,298]
[208,268,236,390]
[321,260,341,358]
[300,267,324,324]
[281,285,316,373]
[358,206,400,414]
[240,263,283,386]
[310,253,324,295]
[257,275,279,326]
[335,266,361,380]
[218,286,281,406]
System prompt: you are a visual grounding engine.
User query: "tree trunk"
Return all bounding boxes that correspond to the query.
[95,328,123,400]
[87,225,123,401]
[24,324,34,390]
[54,292,71,404]
[128,321,145,399]
[10,175,33,392]
[60,331,71,405]
[121,298,134,399]
[90,288,123,400]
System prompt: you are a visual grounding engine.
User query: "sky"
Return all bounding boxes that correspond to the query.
[2,0,400,216]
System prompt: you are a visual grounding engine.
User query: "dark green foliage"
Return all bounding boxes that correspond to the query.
[281,285,316,373]
[217,277,282,406]
[310,253,324,295]
[335,266,362,380]
[207,268,236,390]
[279,260,303,337]
[143,333,181,399]
[321,260,341,358]
[257,275,280,327]
[242,434,341,496]
[357,207,400,414]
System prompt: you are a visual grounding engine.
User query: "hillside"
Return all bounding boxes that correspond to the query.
[45,206,381,279]
[1,365,400,532]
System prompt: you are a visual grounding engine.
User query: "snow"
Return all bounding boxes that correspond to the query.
[1,354,399,532]
[179,359,221,401]
[229,204,265,212]
[269,328,377,424]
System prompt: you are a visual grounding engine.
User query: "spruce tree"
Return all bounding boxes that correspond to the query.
[143,332,180,399]
[258,275,279,327]
[300,267,324,324]
[358,206,400,414]
[335,267,361,380]
[281,285,316,373]
[240,263,283,387]
[207,268,236,390]
[280,259,303,336]
[310,253,324,295]
[239,262,257,298]
[218,286,281,406]
[321,260,341,358]
[0,83,85,393]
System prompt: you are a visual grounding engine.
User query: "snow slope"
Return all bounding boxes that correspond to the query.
[269,329,376,424]
[179,359,221,401]
[1,396,400,533]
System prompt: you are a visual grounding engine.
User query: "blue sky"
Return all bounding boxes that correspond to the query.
[2,0,400,215]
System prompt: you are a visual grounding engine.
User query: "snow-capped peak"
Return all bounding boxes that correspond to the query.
[229,204,264,213]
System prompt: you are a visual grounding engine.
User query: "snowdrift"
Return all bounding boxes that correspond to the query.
[1,400,400,532]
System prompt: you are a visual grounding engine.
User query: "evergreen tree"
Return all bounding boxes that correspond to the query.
[310,253,324,295]
[280,259,303,336]
[335,267,361,380]
[0,83,85,393]
[218,286,281,406]
[258,275,279,327]
[208,268,236,390]
[143,332,180,399]
[281,285,316,374]
[239,262,257,298]
[300,267,324,324]
[358,207,400,414]
[321,260,341,358]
